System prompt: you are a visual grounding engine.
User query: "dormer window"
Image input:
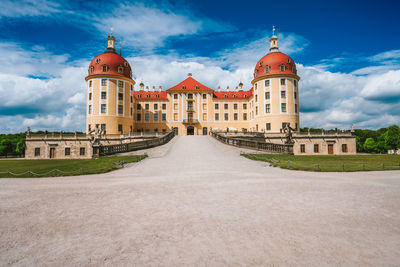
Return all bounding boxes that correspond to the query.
[280,64,285,72]
[233,94,237,98]
[224,94,227,98]
[254,69,258,77]
[137,94,141,98]
[155,94,159,98]
[102,65,108,72]
[182,85,186,89]
[90,66,94,73]
[287,58,291,64]
[96,58,100,64]
[292,65,297,74]
[259,61,263,67]
[146,94,150,98]
[244,94,248,98]
[118,66,123,74]
[195,85,199,89]
[124,62,128,67]
[265,65,270,73]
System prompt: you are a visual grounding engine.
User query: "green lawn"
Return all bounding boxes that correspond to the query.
[242,154,400,172]
[0,155,147,178]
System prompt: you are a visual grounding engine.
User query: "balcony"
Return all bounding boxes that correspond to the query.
[182,118,199,124]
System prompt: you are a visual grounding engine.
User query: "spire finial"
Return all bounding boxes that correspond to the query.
[272,25,275,36]
[110,26,114,36]
[269,25,279,52]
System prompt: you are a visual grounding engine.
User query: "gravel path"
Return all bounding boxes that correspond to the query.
[1,136,400,266]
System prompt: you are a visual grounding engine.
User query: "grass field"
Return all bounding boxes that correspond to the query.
[0,155,147,178]
[242,154,400,172]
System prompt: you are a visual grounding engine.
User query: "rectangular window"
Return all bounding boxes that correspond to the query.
[101,91,107,99]
[154,113,158,121]
[34,147,40,156]
[80,147,85,156]
[174,113,178,121]
[243,113,247,120]
[224,103,228,110]
[118,93,123,101]
[118,105,123,114]
[88,105,92,114]
[265,92,270,99]
[118,81,124,88]
[300,144,305,153]
[101,124,106,131]
[294,80,297,87]
[265,80,270,87]
[314,144,319,153]
[130,96,133,103]
[154,104,158,110]
[256,106,258,115]
[145,113,150,121]
[137,103,141,110]
[89,92,92,100]
[188,93,193,99]
[266,123,271,131]
[295,104,298,113]
[88,124,91,132]
[215,103,219,110]
[101,104,106,113]
[266,104,270,113]
[281,103,287,112]
[234,103,237,110]
[145,103,149,110]
[118,124,123,132]
[215,113,219,121]
[101,79,107,86]
[174,94,178,99]
[130,107,133,116]
[234,113,238,120]
[243,103,247,110]
[203,94,207,99]
[136,113,141,121]
[224,113,228,120]
[203,113,207,120]
[65,147,70,156]
[203,103,207,110]
[89,80,92,87]
[174,103,178,110]
[294,92,297,99]
[281,91,286,98]
[280,78,285,85]
[342,144,348,153]
[162,103,166,110]
[162,113,166,121]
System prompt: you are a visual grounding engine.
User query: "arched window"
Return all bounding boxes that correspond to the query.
[146,94,150,98]
[233,94,237,98]
[96,58,100,64]
[224,94,227,98]
[118,66,123,73]
[182,85,186,89]
[287,58,291,64]
[155,94,159,98]
[244,94,248,98]
[89,80,92,87]
[90,66,94,73]
[280,64,285,72]
[137,94,141,98]
[265,65,270,73]
[254,70,258,77]
[195,85,199,89]
[259,61,263,67]
[102,65,107,72]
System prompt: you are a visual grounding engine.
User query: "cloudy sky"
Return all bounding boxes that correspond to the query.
[0,0,399,133]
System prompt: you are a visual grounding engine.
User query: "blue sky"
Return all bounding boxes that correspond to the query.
[0,0,399,132]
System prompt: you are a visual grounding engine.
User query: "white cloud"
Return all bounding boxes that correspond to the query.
[0,0,61,18]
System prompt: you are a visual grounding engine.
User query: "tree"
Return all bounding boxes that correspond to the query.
[385,125,400,150]
[363,138,376,153]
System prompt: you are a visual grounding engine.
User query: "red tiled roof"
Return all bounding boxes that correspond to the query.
[253,52,297,80]
[87,52,132,79]
[213,88,253,99]
[166,77,214,92]
[133,91,168,100]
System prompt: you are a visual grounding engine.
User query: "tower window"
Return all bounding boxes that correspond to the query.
[265,92,270,99]
[89,80,92,87]
[101,79,107,86]
[101,104,106,113]
[281,103,287,112]
[280,64,285,72]
[90,66,94,73]
[101,92,107,99]
[88,105,92,114]
[265,66,270,73]
[295,104,298,113]
[118,93,123,100]
[118,67,123,74]
[287,58,291,64]
[294,80,297,87]
[259,61,263,67]
[102,65,108,72]
[281,91,286,98]
[89,92,92,100]
[265,80,270,87]
[124,62,128,67]
[294,92,297,99]
[254,70,258,77]
[118,81,124,88]
[96,58,100,64]
[266,104,270,113]
[255,83,257,90]
[281,79,285,85]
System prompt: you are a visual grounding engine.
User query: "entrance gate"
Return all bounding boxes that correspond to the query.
[187,126,194,135]
[202,127,207,135]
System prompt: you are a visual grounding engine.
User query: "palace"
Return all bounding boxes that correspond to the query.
[86,29,299,136]
[24,28,356,159]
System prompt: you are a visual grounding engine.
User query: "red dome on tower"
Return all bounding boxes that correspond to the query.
[253,52,297,79]
[87,52,132,79]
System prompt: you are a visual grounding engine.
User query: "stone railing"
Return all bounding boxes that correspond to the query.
[99,131,175,156]
[211,131,293,154]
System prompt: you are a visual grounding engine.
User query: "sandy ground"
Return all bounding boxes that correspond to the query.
[1,136,400,266]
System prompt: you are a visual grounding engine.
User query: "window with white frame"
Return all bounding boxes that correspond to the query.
[266,104,270,113]
[101,79,107,86]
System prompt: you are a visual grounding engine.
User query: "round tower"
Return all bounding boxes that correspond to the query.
[85,31,135,135]
[251,26,300,132]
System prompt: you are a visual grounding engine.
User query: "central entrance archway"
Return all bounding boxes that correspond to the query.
[202,127,207,135]
[187,126,194,135]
